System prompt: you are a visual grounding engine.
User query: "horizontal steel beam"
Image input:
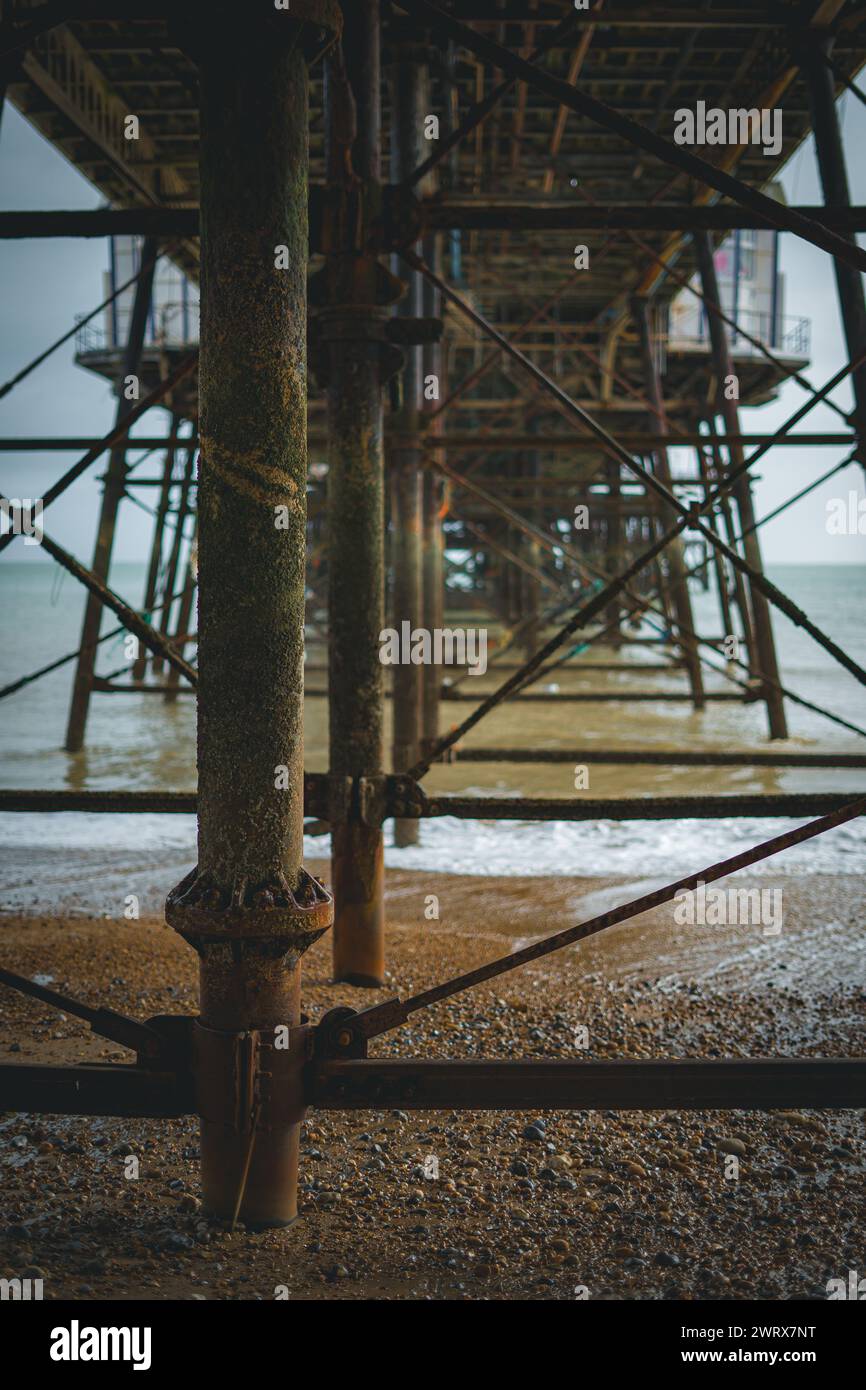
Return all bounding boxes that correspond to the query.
[2,432,854,454]
[444,3,802,26]
[453,748,866,768]
[437,691,748,703]
[406,434,855,450]
[0,437,200,451]
[420,793,864,820]
[0,1063,194,1117]
[310,1058,866,1110]
[2,789,858,821]
[423,201,866,234]
[0,789,197,812]
[0,209,201,239]
[5,203,866,241]
[5,1057,862,1118]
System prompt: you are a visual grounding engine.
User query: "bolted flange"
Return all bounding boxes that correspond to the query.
[166,865,333,964]
[311,304,406,387]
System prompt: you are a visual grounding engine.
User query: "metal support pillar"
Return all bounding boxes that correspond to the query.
[694,234,788,739]
[604,457,623,645]
[165,14,335,1228]
[704,423,757,666]
[322,0,388,987]
[520,454,543,656]
[389,46,426,847]
[799,34,866,462]
[155,439,195,675]
[631,295,705,709]
[164,517,197,703]
[132,422,178,680]
[64,237,157,751]
[421,234,445,749]
[696,443,734,642]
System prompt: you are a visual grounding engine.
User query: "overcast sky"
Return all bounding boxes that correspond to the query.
[1,90,865,566]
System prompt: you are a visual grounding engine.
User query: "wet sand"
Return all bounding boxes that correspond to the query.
[1,861,864,1301]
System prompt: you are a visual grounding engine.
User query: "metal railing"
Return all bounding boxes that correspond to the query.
[667,305,810,358]
[75,299,200,356]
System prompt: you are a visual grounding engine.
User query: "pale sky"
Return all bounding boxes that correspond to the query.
[1,89,865,566]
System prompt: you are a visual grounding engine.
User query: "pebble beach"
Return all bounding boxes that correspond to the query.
[2,861,863,1301]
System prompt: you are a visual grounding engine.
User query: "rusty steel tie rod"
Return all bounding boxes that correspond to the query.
[0,967,168,1060]
[316,796,866,1055]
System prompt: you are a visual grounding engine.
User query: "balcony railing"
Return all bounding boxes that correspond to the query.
[75,299,200,356]
[666,305,810,359]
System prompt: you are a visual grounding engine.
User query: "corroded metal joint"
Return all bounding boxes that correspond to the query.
[166,865,333,961]
[314,1006,368,1059]
[325,773,387,829]
[312,305,405,386]
[192,1019,313,1227]
[193,1021,312,1135]
[388,773,430,820]
[317,304,392,341]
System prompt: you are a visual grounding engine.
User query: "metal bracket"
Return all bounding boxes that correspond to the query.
[313,1006,369,1060]
[358,774,387,828]
[192,1020,312,1134]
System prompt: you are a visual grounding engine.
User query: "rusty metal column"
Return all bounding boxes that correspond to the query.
[520,453,543,656]
[164,516,197,703]
[604,457,623,645]
[631,295,705,709]
[422,234,445,750]
[155,439,196,676]
[799,34,866,462]
[166,10,336,1228]
[704,420,758,669]
[132,420,179,680]
[694,234,788,739]
[65,238,157,750]
[696,443,734,642]
[389,45,426,847]
[322,0,387,987]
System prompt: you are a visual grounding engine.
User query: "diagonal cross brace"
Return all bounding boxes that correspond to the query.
[317,796,866,1053]
[0,967,167,1058]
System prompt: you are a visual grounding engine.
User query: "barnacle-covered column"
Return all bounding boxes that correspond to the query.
[166,6,338,1227]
